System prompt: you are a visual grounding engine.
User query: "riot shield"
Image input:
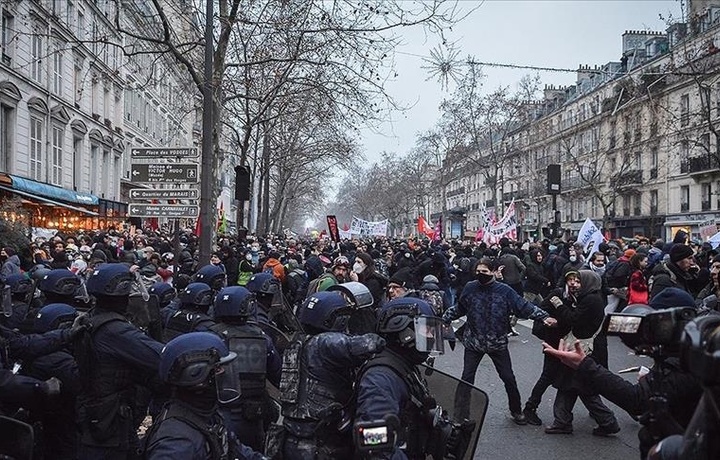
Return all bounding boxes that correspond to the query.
[420,363,488,460]
[268,290,304,337]
[0,415,34,459]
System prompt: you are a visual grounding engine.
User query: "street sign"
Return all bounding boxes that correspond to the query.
[129,188,199,200]
[130,147,198,159]
[129,204,200,218]
[130,163,199,183]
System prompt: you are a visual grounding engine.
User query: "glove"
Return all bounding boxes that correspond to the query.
[350,333,386,357]
[41,377,62,397]
[65,314,90,341]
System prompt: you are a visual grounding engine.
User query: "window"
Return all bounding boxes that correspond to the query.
[103,85,110,120]
[634,151,642,170]
[76,10,85,40]
[66,1,75,28]
[633,194,641,215]
[680,94,690,126]
[30,116,43,180]
[623,195,631,216]
[72,136,82,190]
[650,190,659,214]
[0,104,13,171]
[89,145,99,193]
[681,185,690,212]
[1,11,13,65]
[53,42,63,96]
[51,126,63,185]
[650,147,658,178]
[680,141,689,173]
[701,133,711,153]
[91,75,99,115]
[100,150,109,196]
[702,183,712,210]
[73,57,82,103]
[31,32,43,83]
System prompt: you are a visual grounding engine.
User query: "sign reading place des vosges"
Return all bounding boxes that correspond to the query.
[130,147,199,159]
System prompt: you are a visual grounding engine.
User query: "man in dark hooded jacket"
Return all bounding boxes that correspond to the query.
[543,270,619,436]
[1,247,21,277]
[649,243,699,300]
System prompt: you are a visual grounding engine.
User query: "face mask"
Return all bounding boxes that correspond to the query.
[245,254,253,261]
[569,256,577,262]
[476,272,494,284]
[353,262,365,274]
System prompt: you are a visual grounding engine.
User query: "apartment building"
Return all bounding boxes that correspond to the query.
[432,2,720,242]
[0,0,196,232]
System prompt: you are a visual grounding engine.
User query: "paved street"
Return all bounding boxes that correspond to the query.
[435,319,653,460]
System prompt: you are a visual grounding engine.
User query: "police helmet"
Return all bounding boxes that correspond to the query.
[180,282,215,307]
[213,286,256,320]
[193,264,227,291]
[297,291,352,333]
[149,282,177,308]
[681,313,720,386]
[246,272,280,296]
[3,274,33,294]
[159,332,240,403]
[39,269,81,295]
[86,263,135,297]
[377,297,444,354]
[29,265,52,282]
[34,303,78,333]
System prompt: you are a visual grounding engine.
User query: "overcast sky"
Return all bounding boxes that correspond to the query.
[357,0,684,162]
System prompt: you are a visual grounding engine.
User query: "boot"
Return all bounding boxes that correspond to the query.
[523,404,542,426]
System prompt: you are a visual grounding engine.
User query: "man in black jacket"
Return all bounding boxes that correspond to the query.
[649,243,699,300]
[542,270,620,436]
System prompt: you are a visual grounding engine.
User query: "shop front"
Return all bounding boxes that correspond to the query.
[0,173,127,233]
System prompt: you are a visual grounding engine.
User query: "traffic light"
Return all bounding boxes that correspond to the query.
[234,165,251,201]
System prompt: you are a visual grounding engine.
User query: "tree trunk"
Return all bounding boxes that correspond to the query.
[261,129,271,235]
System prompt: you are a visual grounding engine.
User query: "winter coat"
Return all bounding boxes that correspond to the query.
[525,256,551,297]
[443,279,548,353]
[497,252,525,285]
[649,261,697,300]
[262,258,286,284]
[1,255,21,277]
[627,269,649,305]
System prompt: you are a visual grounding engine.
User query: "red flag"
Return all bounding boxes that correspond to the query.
[194,217,201,237]
[417,216,435,238]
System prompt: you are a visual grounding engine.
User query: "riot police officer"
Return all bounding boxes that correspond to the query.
[354,297,446,459]
[162,282,217,342]
[271,291,385,459]
[143,332,265,460]
[21,303,80,460]
[194,264,227,293]
[39,268,88,308]
[75,263,164,460]
[245,272,281,326]
[1,273,33,330]
[210,286,282,451]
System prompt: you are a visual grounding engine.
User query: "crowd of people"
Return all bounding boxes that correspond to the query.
[0,225,719,459]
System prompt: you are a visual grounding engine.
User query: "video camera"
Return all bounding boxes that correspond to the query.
[603,306,696,357]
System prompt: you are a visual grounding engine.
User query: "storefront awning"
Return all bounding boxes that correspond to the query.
[0,184,99,216]
[6,174,98,206]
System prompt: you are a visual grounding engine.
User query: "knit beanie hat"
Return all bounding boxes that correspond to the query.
[2,247,15,257]
[669,244,694,263]
[389,267,414,288]
[649,287,695,310]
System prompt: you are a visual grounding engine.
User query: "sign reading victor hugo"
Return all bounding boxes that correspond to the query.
[130,163,199,183]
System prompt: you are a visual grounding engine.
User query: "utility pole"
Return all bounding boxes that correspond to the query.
[198,0,214,264]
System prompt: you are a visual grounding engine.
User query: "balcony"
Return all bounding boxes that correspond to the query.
[610,170,643,187]
[681,202,689,212]
[446,186,466,199]
[687,155,720,175]
[702,200,711,211]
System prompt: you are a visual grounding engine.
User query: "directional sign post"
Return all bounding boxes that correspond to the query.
[129,204,200,218]
[129,188,200,200]
[130,147,199,159]
[130,163,199,183]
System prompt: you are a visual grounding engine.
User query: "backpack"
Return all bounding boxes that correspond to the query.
[306,273,335,294]
[604,259,632,289]
[417,289,445,316]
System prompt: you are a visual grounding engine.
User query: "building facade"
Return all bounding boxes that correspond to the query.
[0,0,197,232]
[431,1,720,242]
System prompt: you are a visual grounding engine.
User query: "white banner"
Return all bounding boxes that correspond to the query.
[350,217,388,236]
[339,229,352,240]
[484,201,516,244]
[577,217,604,256]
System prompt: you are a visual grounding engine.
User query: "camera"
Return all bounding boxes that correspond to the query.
[604,306,696,356]
[353,415,398,454]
